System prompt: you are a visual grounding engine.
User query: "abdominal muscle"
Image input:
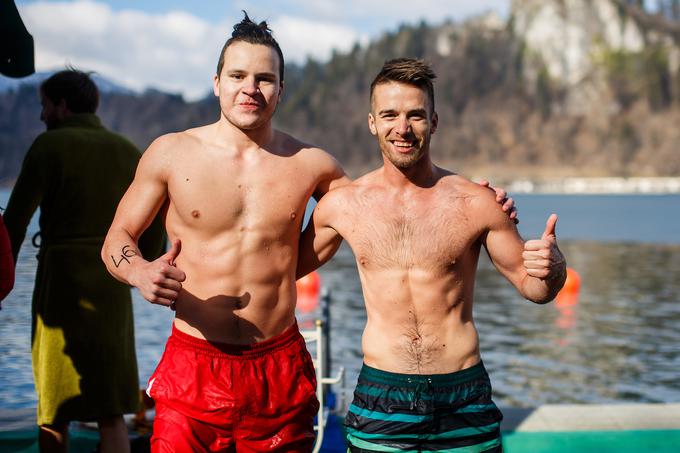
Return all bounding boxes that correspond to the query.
[359,268,481,375]
[167,229,299,344]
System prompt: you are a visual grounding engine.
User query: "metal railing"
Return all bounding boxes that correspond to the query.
[301,288,345,453]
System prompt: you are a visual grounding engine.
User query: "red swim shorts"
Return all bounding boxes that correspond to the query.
[147,322,319,452]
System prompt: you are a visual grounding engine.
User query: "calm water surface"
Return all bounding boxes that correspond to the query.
[1,192,679,411]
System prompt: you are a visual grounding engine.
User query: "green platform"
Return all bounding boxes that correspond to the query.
[503,429,680,452]
[4,403,680,452]
[2,429,680,453]
[0,430,99,453]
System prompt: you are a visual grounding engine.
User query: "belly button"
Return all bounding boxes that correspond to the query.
[191,210,200,218]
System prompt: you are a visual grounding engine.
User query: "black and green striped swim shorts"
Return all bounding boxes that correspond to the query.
[344,361,503,452]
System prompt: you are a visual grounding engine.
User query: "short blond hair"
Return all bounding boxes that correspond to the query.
[370,58,436,112]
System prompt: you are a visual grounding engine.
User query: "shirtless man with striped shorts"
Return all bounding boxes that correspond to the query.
[298,59,566,453]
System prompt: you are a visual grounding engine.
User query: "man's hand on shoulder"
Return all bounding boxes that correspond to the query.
[478,179,518,223]
[130,239,186,308]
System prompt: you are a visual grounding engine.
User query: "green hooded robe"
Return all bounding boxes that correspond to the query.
[4,113,164,425]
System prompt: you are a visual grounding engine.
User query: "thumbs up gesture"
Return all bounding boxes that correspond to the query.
[131,238,187,307]
[523,214,566,281]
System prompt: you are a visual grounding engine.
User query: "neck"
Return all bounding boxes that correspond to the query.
[216,118,275,151]
[382,154,437,188]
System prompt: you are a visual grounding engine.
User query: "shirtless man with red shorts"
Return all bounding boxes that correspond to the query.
[103,15,516,453]
[102,14,347,452]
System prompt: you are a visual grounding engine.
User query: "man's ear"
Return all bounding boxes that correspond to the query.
[368,113,377,136]
[278,80,284,103]
[213,74,220,97]
[431,111,438,135]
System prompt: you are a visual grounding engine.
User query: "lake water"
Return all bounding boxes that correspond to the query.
[1,191,679,413]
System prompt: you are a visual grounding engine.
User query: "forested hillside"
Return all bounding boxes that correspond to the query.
[2,0,679,186]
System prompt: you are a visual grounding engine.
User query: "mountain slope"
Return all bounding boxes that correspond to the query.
[2,0,679,186]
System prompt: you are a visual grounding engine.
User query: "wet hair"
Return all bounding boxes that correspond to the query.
[370,58,436,113]
[40,68,99,114]
[216,11,285,82]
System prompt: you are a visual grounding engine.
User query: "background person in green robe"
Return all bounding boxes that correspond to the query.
[4,69,165,453]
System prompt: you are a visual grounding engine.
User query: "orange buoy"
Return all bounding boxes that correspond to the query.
[556,267,581,307]
[296,271,321,312]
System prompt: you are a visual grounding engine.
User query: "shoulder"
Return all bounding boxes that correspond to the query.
[434,171,508,222]
[448,175,512,229]
[456,176,489,198]
[142,129,198,160]
[104,129,141,154]
[29,129,62,151]
[152,128,201,148]
[319,170,378,207]
[313,174,371,223]
[275,130,348,192]
[136,130,194,178]
[315,183,349,212]
[276,131,343,172]
[23,131,64,163]
[434,172,493,202]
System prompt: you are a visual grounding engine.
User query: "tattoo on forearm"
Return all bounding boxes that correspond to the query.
[111,244,138,268]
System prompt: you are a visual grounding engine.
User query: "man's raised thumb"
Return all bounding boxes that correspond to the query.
[542,214,558,240]
[163,239,182,265]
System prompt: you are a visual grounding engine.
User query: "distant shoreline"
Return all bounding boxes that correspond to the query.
[3,177,680,195]
[505,177,680,194]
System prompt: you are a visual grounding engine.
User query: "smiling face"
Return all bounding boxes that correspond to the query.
[213,41,283,131]
[368,81,438,169]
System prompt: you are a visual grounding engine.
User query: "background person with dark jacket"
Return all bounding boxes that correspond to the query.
[4,69,164,453]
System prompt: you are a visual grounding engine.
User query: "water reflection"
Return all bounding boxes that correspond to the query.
[2,240,679,411]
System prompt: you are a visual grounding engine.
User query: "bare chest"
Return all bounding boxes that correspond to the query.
[341,195,482,270]
[167,156,314,234]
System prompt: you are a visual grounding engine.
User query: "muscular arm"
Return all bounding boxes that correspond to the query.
[102,137,185,306]
[296,192,344,279]
[481,194,566,303]
[296,150,349,279]
[311,155,350,201]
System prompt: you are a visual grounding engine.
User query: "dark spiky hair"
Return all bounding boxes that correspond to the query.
[216,11,284,82]
[370,58,436,112]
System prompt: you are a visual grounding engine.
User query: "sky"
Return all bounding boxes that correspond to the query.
[12,0,510,100]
